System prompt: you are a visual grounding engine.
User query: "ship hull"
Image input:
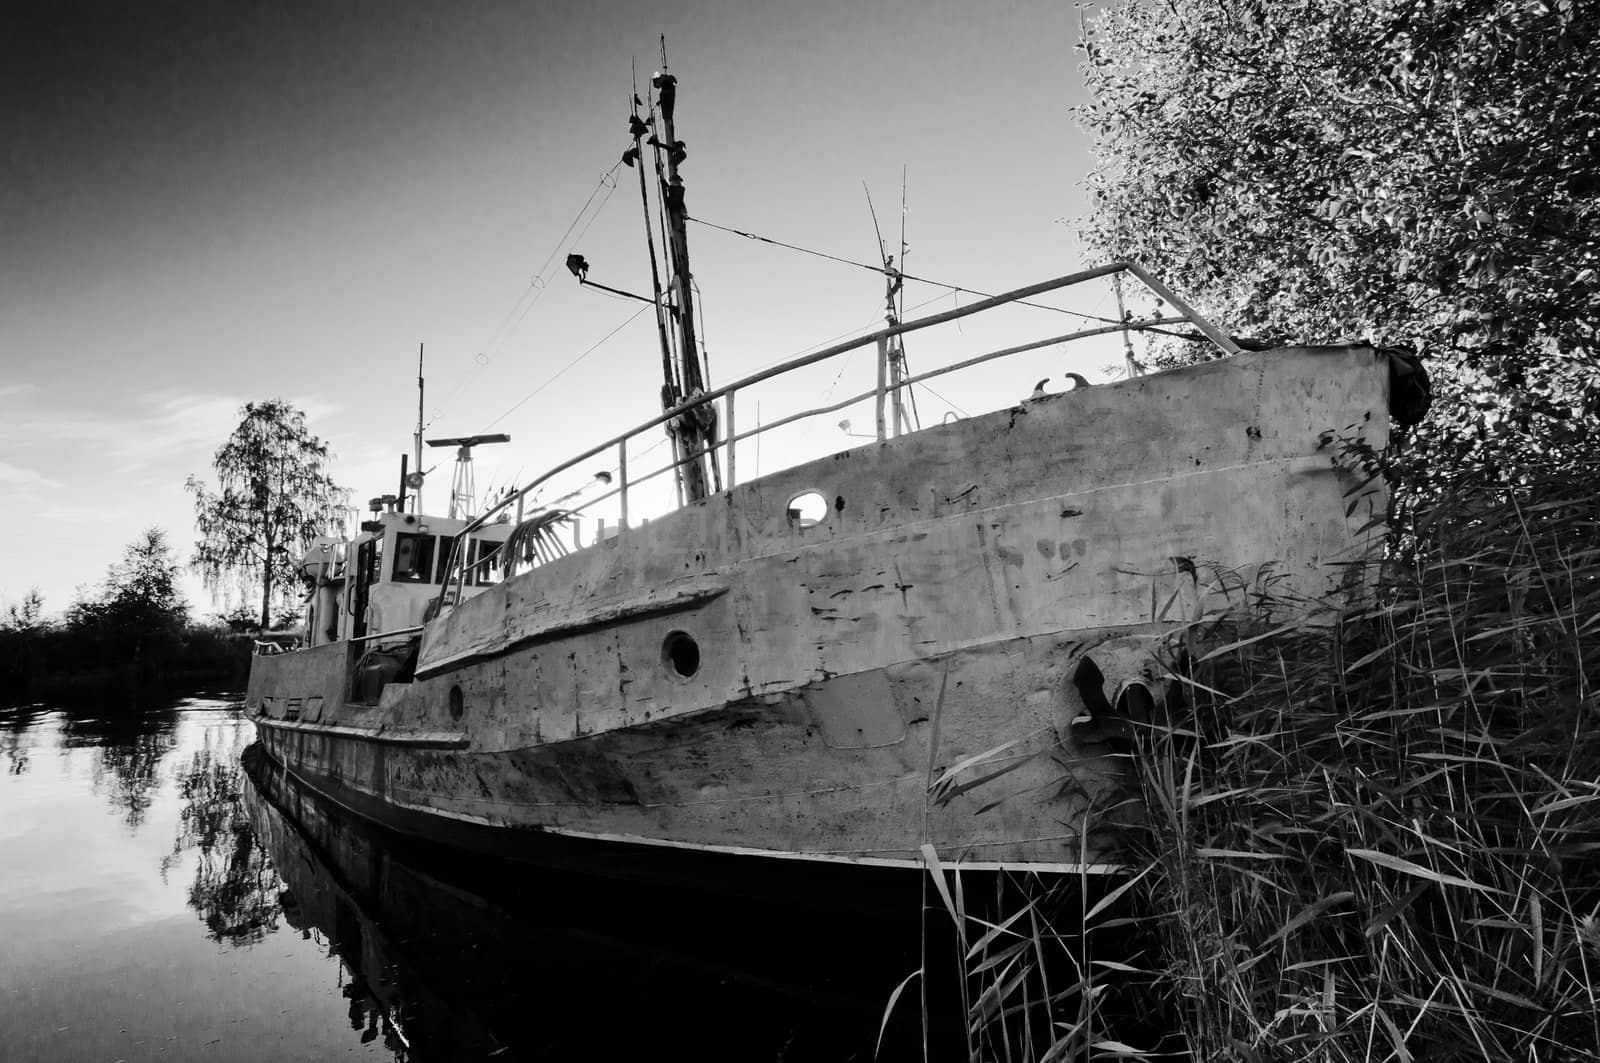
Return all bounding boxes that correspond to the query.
[250,345,1394,879]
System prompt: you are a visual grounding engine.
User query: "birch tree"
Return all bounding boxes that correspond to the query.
[187,400,348,630]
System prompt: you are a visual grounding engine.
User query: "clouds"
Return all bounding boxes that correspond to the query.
[0,386,344,617]
[0,461,56,488]
[0,388,340,473]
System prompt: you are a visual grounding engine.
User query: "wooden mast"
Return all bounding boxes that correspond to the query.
[625,75,686,506]
[651,39,714,502]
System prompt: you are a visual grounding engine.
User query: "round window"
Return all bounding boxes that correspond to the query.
[662,631,701,678]
[786,491,829,529]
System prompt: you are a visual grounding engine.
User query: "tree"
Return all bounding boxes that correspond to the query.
[67,527,190,688]
[3,588,45,632]
[1077,0,1600,490]
[187,399,349,631]
[0,588,49,695]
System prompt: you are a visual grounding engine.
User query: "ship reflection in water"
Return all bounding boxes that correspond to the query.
[240,744,933,1060]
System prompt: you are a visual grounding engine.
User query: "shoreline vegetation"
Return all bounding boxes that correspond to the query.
[928,455,1600,1059]
[0,617,257,708]
[0,527,275,708]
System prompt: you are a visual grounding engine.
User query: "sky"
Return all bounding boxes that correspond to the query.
[1,0,1132,621]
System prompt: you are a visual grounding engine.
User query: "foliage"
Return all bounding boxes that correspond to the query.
[1,554,250,706]
[187,399,348,631]
[65,527,190,689]
[1078,0,1600,487]
[3,588,46,633]
[1124,454,1600,1060]
[0,588,50,694]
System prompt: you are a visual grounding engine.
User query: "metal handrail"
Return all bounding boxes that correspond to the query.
[433,263,1237,609]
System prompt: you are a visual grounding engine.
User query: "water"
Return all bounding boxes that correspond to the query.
[0,700,935,1061]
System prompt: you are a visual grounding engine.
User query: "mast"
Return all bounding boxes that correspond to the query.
[413,343,425,511]
[897,166,921,432]
[867,184,913,437]
[426,434,510,519]
[651,39,714,502]
[625,78,687,505]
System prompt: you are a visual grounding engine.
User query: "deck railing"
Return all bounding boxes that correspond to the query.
[434,262,1238,609]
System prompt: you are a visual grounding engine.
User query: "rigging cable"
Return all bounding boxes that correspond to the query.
[431,158,627,427]
[482,305,652,430]
[687,215,1131,330]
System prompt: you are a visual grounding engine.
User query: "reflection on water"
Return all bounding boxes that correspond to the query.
[69,710,180,829]
[1,708,30,774]
[0,700,936,1061]
[0,700,385,1063]
[166,730,284,944]
[243,745,931,1060]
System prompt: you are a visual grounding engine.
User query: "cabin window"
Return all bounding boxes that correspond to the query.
[429,536,505,588]
[391,533,436,583]
[466,539,504,587]
[434,539,456,585]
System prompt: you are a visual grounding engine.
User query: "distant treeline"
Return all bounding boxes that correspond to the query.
[1,528,271,707]
[0,616,256,707]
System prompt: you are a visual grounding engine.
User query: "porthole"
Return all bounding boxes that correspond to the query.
[448,684,464,720]
[662,630,701,678]
[786,491,829,529]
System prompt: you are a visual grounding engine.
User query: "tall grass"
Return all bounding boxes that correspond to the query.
[1132,454,1600,1061]
[912,455,1600,1060]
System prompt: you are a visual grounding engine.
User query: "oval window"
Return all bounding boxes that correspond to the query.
[786,491,829,529]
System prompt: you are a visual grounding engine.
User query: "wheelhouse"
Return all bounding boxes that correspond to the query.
[300,511,513,648]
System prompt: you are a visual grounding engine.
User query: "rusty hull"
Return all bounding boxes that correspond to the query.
[251,345,1391,874]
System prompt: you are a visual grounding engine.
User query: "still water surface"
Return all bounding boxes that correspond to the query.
[0,699,927,1061]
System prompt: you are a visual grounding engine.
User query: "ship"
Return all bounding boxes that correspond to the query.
[246,62,1419,891]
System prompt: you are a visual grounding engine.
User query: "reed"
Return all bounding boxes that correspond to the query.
[1129,454,1600,1061]
[908,454,1600,1061]
[901,853,1163,1062]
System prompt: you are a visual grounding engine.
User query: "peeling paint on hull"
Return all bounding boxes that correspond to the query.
[250,345,1393,876]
